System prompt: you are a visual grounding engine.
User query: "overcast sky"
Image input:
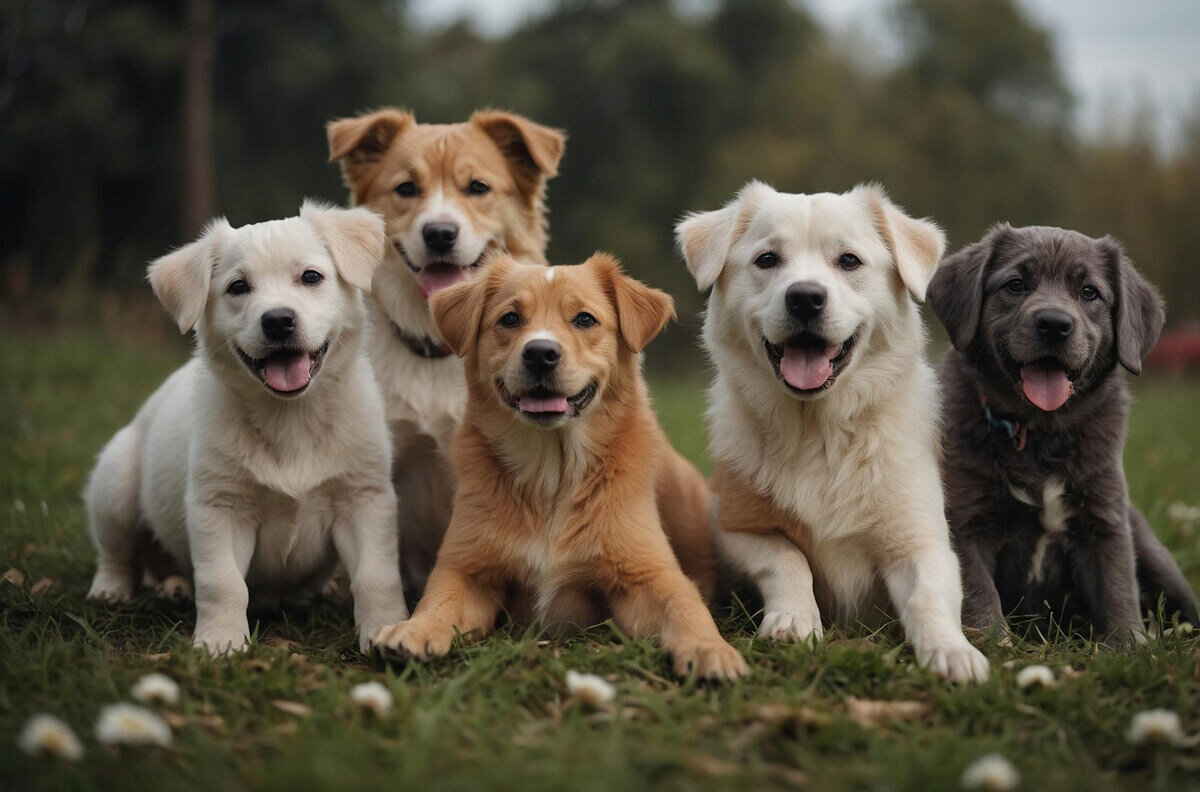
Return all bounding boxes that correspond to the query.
[408,0,1200,152]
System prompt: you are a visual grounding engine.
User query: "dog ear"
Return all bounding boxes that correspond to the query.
[1102,237,1164,375]
[589,252,676,353]
[471,110,565,198]
[675,181,767,292]
[860,184,946,302]
[928,224,1010,351]
[300,201,386,293]
[326,108,414,198]
[147,219,230,334]
[430,256,512,357]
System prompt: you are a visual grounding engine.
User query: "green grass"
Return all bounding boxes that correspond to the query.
[3,333,1199,791]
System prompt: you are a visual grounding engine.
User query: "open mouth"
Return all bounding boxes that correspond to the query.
[765,331,858,395]
[392,239,487,298]
[496,380,599,425]
[1008,355,1079,412]
[236,339,329,398]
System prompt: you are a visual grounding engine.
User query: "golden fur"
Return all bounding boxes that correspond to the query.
[372,254,746,680]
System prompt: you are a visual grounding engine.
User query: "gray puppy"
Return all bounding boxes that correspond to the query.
[928,224,1198,640]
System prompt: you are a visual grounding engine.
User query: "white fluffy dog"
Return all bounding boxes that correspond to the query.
[676,182,989,683]
[84,202,408,653]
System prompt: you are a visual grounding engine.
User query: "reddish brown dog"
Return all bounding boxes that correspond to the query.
[372,253,747,680]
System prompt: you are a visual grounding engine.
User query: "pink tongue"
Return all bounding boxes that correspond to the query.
[1021,363,1073,411]
[416,265,467,298]
[518,395,569,414]
[780,344,840,391]
[263,352,311,392]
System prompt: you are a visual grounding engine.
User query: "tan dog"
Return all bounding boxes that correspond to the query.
[327,109,565,599]
[372,254,747,681]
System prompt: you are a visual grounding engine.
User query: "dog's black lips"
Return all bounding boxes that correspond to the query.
[392,239,488,274]
[495,379,599,424]
[235,338,330,398]
[764,330,859,395]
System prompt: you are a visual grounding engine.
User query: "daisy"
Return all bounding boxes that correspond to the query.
[18,714,84,761]
[1126,709,1188,747]
[961,754,1019,791]
[350,681,394,716]
[131,673,180,706]
[95,703,172,747]
[1015,664,1055,690]
[565,670,615,709]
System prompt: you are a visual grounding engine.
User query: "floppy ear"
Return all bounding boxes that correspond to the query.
[1101,237,1164,375]
[300,201,386,292]
[326,108,414,199]
[430,259,511,357]
[588,252,676,353]
[860,184,946,302]
[147,218,230,334]
[928,224,1011,351]
[471,110,565,198]
[675,181,767,292]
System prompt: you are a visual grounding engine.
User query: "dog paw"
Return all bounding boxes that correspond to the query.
[372,619,453,661]
[193,618,250,656]
[154,575,192,603]
[918,642,990,684]
[758,609,823,643]
[87,573,134,603]
[672,639,749,682]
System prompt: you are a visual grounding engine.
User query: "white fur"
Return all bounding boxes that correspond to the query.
[1029,478,1073,583]
[84,203,408,653]
[678,182,989,683]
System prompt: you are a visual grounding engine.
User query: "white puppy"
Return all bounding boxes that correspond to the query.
[676,182,988,683]
[84,202,408,653]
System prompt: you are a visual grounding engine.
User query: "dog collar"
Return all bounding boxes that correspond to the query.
[980,395,1027,452]
[391,322,453,359]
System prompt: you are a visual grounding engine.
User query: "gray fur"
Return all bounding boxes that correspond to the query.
[929,225,1197,639]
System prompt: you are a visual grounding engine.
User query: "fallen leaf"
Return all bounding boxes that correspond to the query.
[244,657,274,672]
[273,720,299,735]
[763,763,808,786]
[845,697,927,728]
[142,652,171,663]
[3,568,25,586]
[271,700,312,717]
[263,636,302,652]
[686,753,740,777]
[30,577,54,596]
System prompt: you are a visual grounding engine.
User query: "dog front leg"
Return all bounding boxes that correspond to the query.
[957,539,1005,632]
[188,497,256,654]
[332,485,409,651]
[720,529,823,642]
[880,533,990,683]
[373,563,503,661]
[1073,522,1145,642]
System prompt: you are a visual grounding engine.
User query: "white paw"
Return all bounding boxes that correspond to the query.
[154,575,192,602]
[918,642,990,683]
[88,571,134,603]
[357,605,411,652]
[758,608,824,642]
[193,617,250,655]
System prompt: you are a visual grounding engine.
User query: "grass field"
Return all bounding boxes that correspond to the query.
[3,333,1199,791]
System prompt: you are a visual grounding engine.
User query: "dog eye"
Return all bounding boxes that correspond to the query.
[498,311,521,328]
[573,312,597,329]
[227,279,250,296]
[467,180,490,196]
[1005,277,1026,294]
[1080,284,1099,301]
[301,270,323,286]
[837,252,862,271]
[395,181,418,198]
[754,252,779,269]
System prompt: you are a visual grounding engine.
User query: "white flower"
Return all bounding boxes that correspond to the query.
[350,681,394,716]
[1166,502,1200,524]
[565,670,615,709]
[131,673,180,706]
[1126,709,1187,746]
[961,754,1020,791]
[18,714,84,761]
[1015,664,1055,689]
[95,704,172,747]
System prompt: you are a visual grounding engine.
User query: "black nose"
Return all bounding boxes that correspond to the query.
[422,221,459,255]
[1035,308,1074,343]
[785,281,828,322]
[261,308,297,342]
[522,339,561,375]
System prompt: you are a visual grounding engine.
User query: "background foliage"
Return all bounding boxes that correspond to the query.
[3,0,1198,364]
